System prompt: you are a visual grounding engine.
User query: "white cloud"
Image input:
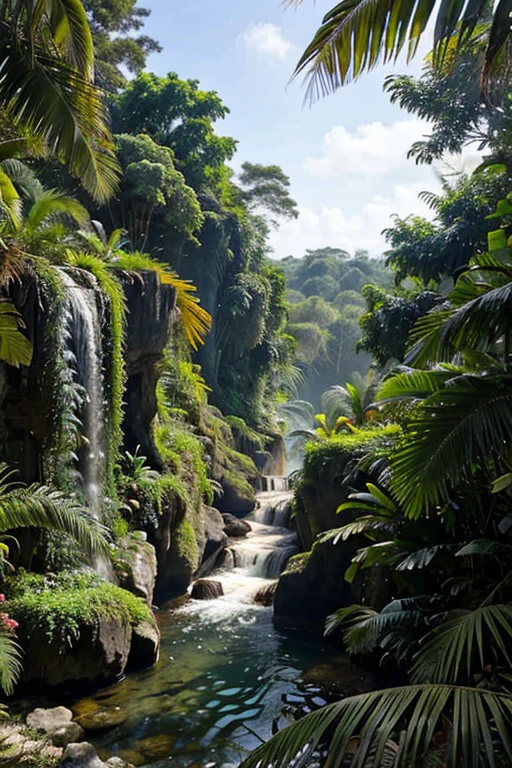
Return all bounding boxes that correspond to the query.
[239,22,296,60]
[304,120,431,178]
[268,181,439,258]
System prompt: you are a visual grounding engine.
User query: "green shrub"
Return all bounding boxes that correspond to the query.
[302,425,401,487]
[7,571,153,646]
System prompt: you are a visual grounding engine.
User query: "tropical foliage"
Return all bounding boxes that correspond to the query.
[288,0,511,100]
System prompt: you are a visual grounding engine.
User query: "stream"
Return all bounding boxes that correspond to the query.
[71,491,351,767]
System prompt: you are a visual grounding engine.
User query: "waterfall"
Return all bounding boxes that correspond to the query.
[252,492,292,527]
[59,270,106,520]
[187,489,297,614]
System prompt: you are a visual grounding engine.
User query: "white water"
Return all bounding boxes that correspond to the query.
[183,491,297,622]
[59,270,106,520]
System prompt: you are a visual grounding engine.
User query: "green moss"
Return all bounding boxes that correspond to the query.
[303,425,401,486]
[222,468,255,503]
[8,571,153,646]
[283,550,312,575]
[33,260,71,488]
[174,519,199,570]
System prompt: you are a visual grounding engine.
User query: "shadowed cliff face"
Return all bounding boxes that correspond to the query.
[120,270,177,469]
[0,268,177,481]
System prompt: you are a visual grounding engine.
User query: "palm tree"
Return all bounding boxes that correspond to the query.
[322,370,379,428]
[371,233,512,518]
[0,0,119,201]
[287,0,511,101]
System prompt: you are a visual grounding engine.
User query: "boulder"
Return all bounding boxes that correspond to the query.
[222,513,251,538]
[27,706,74,733]
[190,579,224,600]
[195,506,228,578]
[127,620,160,670]
[73,700,127,734]
[217,479,255,515]
[26,707,84,746]
[60,742,107,768]
[20,619,133,689]
[138,734,175,762]
[273,542,359,634]
[117,534,157,605]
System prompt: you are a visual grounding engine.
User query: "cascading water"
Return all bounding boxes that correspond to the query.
[73,489,352,767]
[59,269,106,520]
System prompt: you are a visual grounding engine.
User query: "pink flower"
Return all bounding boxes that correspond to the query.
[4,618,18,631]
[0,594,6,603]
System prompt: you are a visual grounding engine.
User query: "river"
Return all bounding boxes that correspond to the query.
[71,491,350,767]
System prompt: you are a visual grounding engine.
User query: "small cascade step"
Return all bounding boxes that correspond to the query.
[256,475,289,492]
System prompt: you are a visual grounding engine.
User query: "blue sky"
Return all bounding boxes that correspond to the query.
[141,1,478,259]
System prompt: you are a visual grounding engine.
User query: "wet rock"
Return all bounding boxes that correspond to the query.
[127,620,160,670]
[196,506,228,578]
[50,724,85,747]
[217,478,256,515]
[27,706,74,733]
[118,748,146,767]
[304,656,376,698]
[222,513,251,537]
[60,742,107,768]
[0,728,25,765]
[253,581,278,606]
[20,619,133,689]
[138,733,175,762]
[105,758,135,768]
[23,740,64,761]
[73,701,128,733]
[26,707,84,745]
[190,579,224,600]
[117,534,157,606]
[273,541,360,634]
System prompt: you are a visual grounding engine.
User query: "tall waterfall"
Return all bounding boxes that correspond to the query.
[59,270,106,520]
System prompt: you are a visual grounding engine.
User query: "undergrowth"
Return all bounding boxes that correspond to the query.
[8,571,153,647]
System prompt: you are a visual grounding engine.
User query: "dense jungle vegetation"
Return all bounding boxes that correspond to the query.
[2,0,512,766]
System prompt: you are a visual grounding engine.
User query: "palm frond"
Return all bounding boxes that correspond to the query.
[46,0,95,78]
[0,46,119,202]
[110,253,211,349]
[0,632,22,696]
[240,684,512,768]
[326,600,426,658]
[0,301,33,368]
[412,604,512,685]
[409,279,512,365]
[0,464,108,556]
[287,0,502,103]
[390,374,512,518]
[24,190,89,231]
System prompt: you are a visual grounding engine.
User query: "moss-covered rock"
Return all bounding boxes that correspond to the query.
[273,540,361,635]
[295,426,400,548]
[8,572,159,689]
[115,533,157,606]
